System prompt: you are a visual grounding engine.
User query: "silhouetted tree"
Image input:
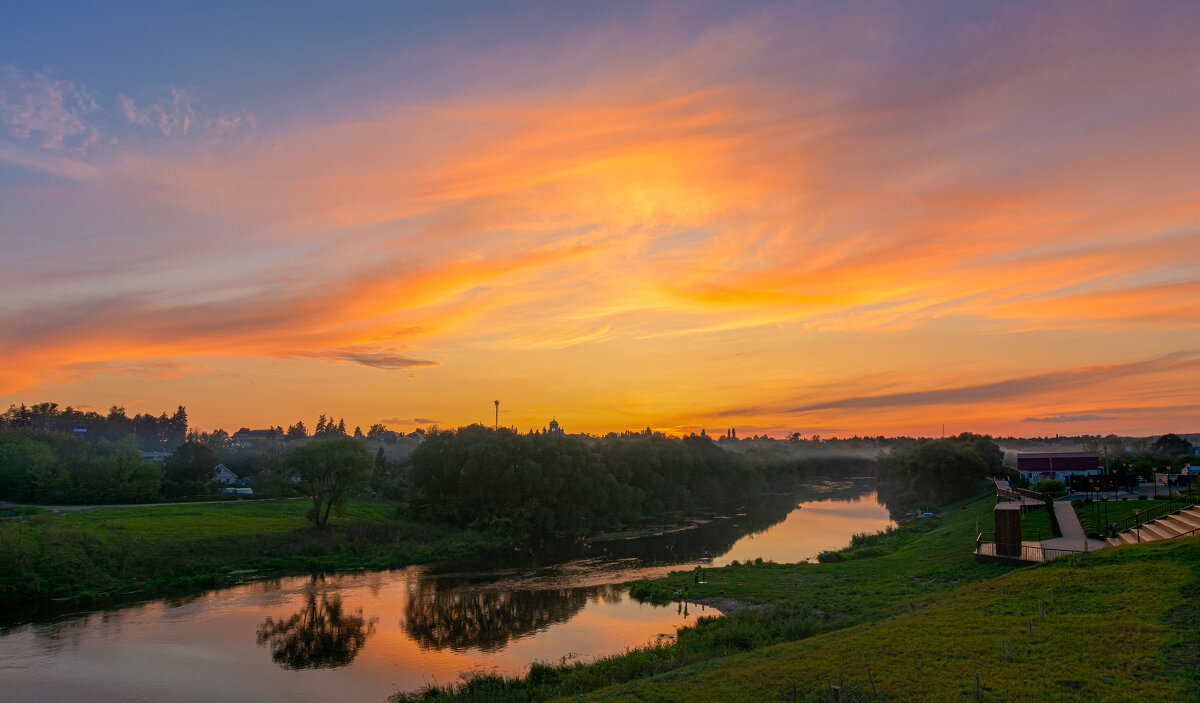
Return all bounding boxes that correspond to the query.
[286,437,372,527]
[1152,433,1194,456]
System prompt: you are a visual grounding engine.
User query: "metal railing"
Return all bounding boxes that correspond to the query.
[975,534,1083,563]
[1109,493,1199,536]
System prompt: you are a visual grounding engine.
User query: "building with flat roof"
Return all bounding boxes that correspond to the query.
[1016,451,1101,483]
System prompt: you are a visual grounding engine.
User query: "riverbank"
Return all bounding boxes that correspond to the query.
[0,498,507,615]
[399,493,1006,701]
[403,492,1200,701]
[559,535,1200,702]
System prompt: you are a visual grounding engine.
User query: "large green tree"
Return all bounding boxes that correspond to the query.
[1152,433,1194,456]
[285,437,372,528]
[876,432,1002,513]
[165,441,218,484]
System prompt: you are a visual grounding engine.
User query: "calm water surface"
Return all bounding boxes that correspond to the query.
[0,482,892,703]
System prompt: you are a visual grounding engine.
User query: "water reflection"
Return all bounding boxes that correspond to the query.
[403,578,622,652]
[256,578,377,669]
[0,480,893,703]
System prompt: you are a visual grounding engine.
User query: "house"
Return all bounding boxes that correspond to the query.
[1016,452,1101,483]
[231,428,282,448]
[405,430,426,443]
[141,450,172,465]
[213,464,239,485]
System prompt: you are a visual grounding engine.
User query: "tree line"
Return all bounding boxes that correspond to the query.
[2,402,188,448]
[407,424,875,540]
[875,432,1004,513]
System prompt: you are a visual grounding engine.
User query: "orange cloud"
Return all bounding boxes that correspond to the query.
[4,3,1200,435]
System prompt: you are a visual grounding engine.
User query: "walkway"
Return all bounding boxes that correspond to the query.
[0,497,302,513]
[1042,499,1107,553]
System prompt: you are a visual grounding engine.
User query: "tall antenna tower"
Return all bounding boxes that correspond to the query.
[494,400,499,429]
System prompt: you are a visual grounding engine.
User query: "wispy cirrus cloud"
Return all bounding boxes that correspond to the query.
[293,347,438,371]
[58,360,211,384]
[2,3,1200,435]
[0,66,98,150]
[1024,414,1117,424]
[118,86,256,139]
[382,418,439,426]
[714,351,1200,417]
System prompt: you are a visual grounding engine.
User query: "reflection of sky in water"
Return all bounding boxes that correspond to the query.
[0,570,692,703]
[0,488,890,703]
[711,491,894,566]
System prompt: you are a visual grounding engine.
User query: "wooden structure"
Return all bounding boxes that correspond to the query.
[994,502,1022,555]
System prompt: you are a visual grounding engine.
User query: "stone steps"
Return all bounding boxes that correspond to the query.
[1105,505,1200,547]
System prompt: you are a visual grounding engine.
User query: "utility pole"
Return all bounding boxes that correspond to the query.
[494,400,499,429]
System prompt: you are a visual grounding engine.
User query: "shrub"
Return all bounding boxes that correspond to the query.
[1031,480,1067,498]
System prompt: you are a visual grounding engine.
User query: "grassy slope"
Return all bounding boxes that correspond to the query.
[408,492,1196,702]
[565,537,1199,702]
[402,495,1010,701]
[642,494,1008,631]
[0,498,504,608]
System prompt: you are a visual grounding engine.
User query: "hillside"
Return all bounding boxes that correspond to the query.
[564,535,1199,702]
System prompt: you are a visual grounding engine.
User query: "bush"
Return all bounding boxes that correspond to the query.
[1031,480,1067,498]
[628,579,673,604]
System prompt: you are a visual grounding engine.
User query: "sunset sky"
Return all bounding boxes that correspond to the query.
[2,1,1199,438]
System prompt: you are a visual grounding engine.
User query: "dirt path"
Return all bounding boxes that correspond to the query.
[0,497,301,512]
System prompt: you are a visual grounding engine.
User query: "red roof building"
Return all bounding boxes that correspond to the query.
[1016,451,1101,482]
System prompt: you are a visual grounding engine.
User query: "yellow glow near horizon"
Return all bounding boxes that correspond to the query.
[2,4,1200,437]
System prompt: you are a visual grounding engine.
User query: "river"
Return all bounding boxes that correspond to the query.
[0,480,893,703]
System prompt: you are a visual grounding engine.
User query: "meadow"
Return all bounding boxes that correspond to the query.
[0,498,504,612]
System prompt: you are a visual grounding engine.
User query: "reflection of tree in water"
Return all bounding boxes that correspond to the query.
[256,578,375,669]
[403,579,621,652]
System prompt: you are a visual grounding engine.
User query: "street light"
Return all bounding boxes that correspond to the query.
[1134,509,1141,543]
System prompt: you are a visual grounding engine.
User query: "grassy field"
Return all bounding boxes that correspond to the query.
[400,493,1010,701]
[405,492,1199,702]
[558,537,1199,702]
[1073,497,1175,538]
[0,498,505,610]
[972,500,1057,539]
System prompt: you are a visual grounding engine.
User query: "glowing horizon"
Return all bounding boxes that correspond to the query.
[2,2,1199,438]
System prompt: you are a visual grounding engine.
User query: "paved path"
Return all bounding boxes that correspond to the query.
[1042,499,1108,552]
[0,497,301,513]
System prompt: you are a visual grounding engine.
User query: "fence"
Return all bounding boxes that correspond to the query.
[975,533,1083,564]
[1110,493,1199,535]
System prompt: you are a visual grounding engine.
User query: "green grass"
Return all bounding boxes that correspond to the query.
[559,537,1200,702]
[0,498,505,609]
[399,493,1010,701]
[1073,498,1171,538]
[405,493,1200,702]
[975,499,1057,539]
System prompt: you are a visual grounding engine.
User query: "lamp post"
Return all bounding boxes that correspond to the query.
[1134,509,1141,543]
[1102,496,1109,535]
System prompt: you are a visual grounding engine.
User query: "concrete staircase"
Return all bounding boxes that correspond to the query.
[1106,506,1200,547]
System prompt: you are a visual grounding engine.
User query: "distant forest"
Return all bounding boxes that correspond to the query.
[1,402,1194,532]
[408,424,876,539]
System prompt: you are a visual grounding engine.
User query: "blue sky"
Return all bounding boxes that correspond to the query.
[3,1,1200,437]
